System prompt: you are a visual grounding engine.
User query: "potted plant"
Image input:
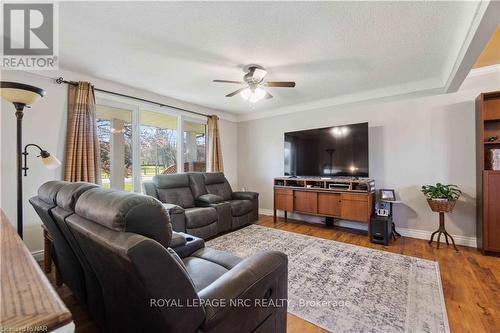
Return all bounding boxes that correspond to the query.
[421,183,461,212]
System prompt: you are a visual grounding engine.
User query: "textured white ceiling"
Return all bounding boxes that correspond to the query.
[59,1,482,116]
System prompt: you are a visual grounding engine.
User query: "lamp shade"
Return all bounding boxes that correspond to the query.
[0,81,46,106]
[41,154,61,169]
[240,87,266,103]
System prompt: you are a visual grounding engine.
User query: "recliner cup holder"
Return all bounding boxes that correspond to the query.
[186,237,194,242]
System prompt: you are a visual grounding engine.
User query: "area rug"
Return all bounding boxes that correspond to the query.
[206,225,449,333]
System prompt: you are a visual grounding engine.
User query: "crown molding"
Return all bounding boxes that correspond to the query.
[21,68,239,123]
[236,78,443,122]
[467,63,500,77]
[236,59,499,123]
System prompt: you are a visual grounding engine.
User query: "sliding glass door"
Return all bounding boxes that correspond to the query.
[96,104,134,191]
[96,97,207,193]
[140,110,178,184]
[183,119,207,172]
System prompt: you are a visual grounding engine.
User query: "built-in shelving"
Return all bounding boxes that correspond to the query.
[476,91,500,255]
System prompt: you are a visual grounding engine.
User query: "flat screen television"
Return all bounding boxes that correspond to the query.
[284,122,369,177]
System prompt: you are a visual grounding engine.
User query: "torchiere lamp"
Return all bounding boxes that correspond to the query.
[0,81,60,238]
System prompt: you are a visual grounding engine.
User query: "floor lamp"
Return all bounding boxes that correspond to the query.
[0,81,61,238]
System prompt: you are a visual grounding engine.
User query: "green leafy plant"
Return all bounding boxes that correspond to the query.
[421,183,461,201]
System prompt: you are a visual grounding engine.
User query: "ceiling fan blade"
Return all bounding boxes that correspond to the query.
[264,81,296,87]
[225,87,247,97]
[252,68,267,81]
[265,91,273,99]
[213,80,245,84]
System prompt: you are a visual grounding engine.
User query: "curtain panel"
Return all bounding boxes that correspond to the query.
[207,115,224,172]
[63,82,101,183]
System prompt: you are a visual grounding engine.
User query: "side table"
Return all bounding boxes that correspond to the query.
[42,225,63,286]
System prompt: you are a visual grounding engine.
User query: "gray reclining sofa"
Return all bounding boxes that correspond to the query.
[143,172,259,239]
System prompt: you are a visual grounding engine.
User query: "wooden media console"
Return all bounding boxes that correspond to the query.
[273,177,375,224]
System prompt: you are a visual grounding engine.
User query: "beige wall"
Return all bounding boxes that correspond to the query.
[0,69,237,253]
[236,69,500,245]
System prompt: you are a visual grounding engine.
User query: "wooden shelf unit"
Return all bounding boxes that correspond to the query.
[476,91,500,254]
[273,177,375,224]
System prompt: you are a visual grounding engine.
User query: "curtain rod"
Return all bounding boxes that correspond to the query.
[55,77,209,118]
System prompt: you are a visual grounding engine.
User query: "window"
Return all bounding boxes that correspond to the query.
[95,97,207,193]
[183,119,206,172]
[96,105,134,191]
[140,110,178,184]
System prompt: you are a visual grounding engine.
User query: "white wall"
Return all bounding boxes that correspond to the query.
[237,69,500,245]
[0,69,238,253]
[219,118,239,190]
[2,67,498,252]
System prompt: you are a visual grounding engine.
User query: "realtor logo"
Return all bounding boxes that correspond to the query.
[2,2,58,69]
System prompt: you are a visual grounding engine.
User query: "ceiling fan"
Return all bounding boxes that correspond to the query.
[213,65,295,103]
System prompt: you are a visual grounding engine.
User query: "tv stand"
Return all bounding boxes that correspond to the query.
[273,176,375,224]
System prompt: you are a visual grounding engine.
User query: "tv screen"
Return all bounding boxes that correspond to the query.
[284,122,368,177]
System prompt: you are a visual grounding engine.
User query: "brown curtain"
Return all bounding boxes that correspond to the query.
[63,82,101,183]
[207,115,224,172]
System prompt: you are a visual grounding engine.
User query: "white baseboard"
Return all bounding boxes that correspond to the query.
[259,209,477,248]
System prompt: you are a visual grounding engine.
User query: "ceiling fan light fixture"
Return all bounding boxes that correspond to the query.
[252,68,267,82]
[241,87,266,103]
[240,88,251,100]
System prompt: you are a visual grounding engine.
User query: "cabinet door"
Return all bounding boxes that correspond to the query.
[274,189,294,211]
[294,191,318,214]
[484,172,500,251]
[318,193,341,216]
[340,194,370,222]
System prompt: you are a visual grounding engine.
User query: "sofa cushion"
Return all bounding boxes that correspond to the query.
[153,174,189,188]
[156,188,195,208]
[187,222,218,240]
[75,188,172,248]
[153,174,195,208]
[191,248,241,270]
[185,207,218,229]
[183,248,241,291]
[56,182,99,211]
[187,173,207,198]
[182,257,229,292]
[204,173,232,201]
[37,180,68,204]
[230,199,253,217]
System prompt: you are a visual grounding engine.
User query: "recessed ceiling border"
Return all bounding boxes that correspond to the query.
[444,0,499,93]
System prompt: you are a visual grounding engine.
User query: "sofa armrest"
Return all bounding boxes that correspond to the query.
[162,203,185,214]
[232,191,259,200]
[198,251,288,331]
[142,181,159,199]
[170,231,187,247]
[162,204,186,233]
[170,232,205,258]
[195,194,225,206]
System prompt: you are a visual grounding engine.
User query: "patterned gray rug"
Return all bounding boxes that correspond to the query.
[206,225,449,333]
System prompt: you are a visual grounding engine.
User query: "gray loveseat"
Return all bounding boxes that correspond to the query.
[143,172,259,239]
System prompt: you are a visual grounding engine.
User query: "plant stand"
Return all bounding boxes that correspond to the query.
[426,199,458,252]
[428,211,458,251]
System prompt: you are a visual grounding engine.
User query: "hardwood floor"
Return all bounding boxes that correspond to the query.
[44,215,500,333]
